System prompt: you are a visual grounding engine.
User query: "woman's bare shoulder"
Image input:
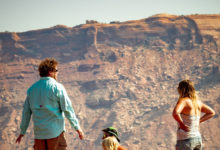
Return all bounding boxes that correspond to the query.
[175,97,187,107]
[196,99,202,106]
[178,97,189,103]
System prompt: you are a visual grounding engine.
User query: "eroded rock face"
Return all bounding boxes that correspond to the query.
[1,14,219,63]
[0,14,220,150]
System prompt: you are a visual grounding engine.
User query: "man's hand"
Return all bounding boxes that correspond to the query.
[16,134,24,144]
[76,129,84,140]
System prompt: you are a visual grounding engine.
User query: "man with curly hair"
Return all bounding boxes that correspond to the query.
[16,58,84,150]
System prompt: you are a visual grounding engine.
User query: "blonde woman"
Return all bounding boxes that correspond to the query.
[173,80,215,150]
[102,127,126,150]
[102,136,119,150]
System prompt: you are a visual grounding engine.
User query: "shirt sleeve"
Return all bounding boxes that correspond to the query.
[20,95,32,135]
[58,84,80,130]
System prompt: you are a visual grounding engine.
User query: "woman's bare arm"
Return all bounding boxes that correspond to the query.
[200,102,215,123]
[172,98,190,131]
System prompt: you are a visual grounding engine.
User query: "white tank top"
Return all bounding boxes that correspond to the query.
[177,114,201,140]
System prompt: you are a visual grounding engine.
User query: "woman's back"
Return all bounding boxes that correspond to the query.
[177,113,201,140]
[180,98,201,116]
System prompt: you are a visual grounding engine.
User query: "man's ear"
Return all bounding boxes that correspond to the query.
[48,71,53,76]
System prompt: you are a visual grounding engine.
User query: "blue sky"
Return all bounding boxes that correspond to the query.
[0,0,219,32]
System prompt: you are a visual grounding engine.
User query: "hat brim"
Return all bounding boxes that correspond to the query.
[108,131,120,143]
[102,129,120,142]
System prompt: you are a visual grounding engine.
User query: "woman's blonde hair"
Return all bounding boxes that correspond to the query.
[102,137,119,150]
[178,80,199,113]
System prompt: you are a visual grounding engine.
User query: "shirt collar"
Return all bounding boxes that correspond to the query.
[40,76,56,81]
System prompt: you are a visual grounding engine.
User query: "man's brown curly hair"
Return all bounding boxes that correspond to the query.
[38,58,58,77]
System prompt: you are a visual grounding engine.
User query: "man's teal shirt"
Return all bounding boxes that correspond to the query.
[20,77,80,139]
